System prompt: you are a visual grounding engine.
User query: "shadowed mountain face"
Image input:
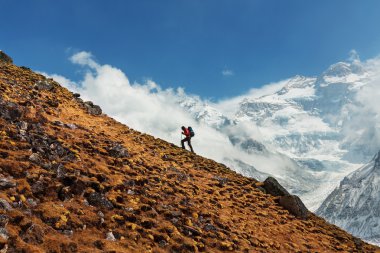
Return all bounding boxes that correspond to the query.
[317,150,380,246]
[0,54,379,252]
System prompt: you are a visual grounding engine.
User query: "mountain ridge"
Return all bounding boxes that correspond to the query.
[317,150,380,246]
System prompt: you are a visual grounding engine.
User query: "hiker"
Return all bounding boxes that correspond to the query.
[181,126,194,153]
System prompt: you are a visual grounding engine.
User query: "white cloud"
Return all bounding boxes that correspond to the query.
[42,51,301,180]
[222,69,234,76]
[340,56,380,161]
[43,52,240,164]
[348,49,360,63]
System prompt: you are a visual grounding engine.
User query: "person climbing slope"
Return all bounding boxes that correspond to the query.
[181,126,194,153]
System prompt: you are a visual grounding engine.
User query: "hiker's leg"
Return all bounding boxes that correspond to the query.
[181,139,186,149]
[188,138,194,153]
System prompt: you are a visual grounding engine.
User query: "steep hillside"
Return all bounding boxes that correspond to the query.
[0,52,379,252]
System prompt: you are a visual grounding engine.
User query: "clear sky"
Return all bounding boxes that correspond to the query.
[1,0,380,99]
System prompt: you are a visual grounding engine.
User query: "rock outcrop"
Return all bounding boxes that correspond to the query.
[263,177,309,219]
[0,52,378,252]
[0,51,12,65]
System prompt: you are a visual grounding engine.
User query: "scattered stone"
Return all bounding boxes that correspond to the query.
[19,121,28,130]
[53,121,65,127]
[127,189,135,195]
[263,177,290,197]
[0,101,22,121]
[106,231,116,241]
[169,210,182,218]
[29,153,41,164]
[107,142,130,158]
[0,199,12,211]
[55,164,67,178]
[61,230,74,236]
[204,223,217,232]
[0,228,8,240]
[87,192,114,210]
[0,178,16,190]
[26,198,38,208]
[183,225,202,236]
[97,211,104,218]
[278,195,309,220]
[65,123,77,130]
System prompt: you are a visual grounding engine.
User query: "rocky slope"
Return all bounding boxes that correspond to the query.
[317,150,380,246]
[0,52,379,252]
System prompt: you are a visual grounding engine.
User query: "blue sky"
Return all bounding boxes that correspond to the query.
[1,0,380,99]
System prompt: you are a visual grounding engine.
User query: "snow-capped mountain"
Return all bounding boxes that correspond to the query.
[316,150,380,245]
[175,58,379,212]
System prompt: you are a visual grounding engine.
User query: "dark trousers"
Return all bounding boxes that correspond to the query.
[181,137,194,153]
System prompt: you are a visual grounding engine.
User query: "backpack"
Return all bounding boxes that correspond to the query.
[188,126,195,137]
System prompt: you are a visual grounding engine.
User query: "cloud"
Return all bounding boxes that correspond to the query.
[43,52,350,209]
[42,51,300,181]
[348,49,360,63]
[222,69,234,76]
[340,56,380,161]
[44,52,239,163]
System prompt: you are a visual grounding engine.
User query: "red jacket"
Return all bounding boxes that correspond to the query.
[182,128,190,137]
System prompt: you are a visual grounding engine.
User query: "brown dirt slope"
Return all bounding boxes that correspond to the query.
[0,56,379,252]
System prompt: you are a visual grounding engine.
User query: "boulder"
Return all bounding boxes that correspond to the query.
[35,80,54,91]
[0,178,16,190]
[107,142,129,158]
[278,195,309,219]
[84,101,102,116]
[263,177,290,197]
[0,101,22,122]
[263,177,309,219]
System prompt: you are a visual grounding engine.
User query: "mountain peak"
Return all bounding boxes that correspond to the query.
[0,51,13,65]
[321,61,364,79]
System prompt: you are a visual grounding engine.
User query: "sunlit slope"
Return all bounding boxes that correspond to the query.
[0,53,378,252]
